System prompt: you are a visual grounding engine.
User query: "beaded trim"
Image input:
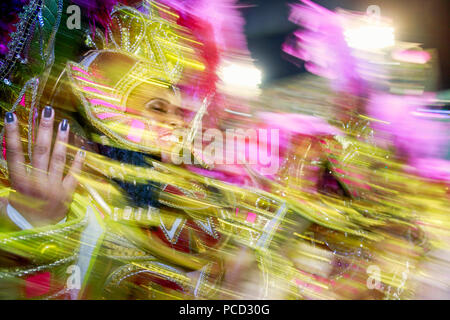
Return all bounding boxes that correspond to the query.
[193,262,223,299]
[194,217,220,240]
[104,260,192,292]
[0,254,77,280]
[159,216,186,245]
[1,0,63,82]
[0,215,87,246]
[0,0,43,81]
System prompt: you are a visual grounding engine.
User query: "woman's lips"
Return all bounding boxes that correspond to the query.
[159,131,176,142]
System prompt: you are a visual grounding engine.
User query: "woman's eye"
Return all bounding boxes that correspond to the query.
[146,100,169,113]
[152,105,164,112]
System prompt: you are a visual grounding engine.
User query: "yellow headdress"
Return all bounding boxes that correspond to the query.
[66,1,206,154]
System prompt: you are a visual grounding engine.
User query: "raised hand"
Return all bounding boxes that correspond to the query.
[4,106,85,227]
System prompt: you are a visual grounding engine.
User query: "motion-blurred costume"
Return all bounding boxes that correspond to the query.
[270,0,450,299]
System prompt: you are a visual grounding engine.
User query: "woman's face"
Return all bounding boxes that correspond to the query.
[126,82,185,161]
[72,51,188,160]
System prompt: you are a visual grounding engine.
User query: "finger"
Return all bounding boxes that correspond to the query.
[48,119,70,183]
[32,106,54,179]
[63,147,85,195]
[4,112,27,188]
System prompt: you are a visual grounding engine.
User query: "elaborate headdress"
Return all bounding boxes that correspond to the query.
[64,0,247,156]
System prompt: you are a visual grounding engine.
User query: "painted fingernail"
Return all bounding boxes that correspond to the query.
[78,146,86,157]
[44,106,53,118]
[60,119,68,131]
[5,112,14,123]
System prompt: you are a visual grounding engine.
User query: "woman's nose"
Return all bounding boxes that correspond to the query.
[168,117,183,128]
[165,112,184,128]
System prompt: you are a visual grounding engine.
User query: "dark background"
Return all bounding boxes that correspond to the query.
[241,0,450,89]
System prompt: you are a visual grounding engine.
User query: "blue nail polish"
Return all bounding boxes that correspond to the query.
[60,119,68,131]
[5,112,14,123]
[44,106,52,118]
